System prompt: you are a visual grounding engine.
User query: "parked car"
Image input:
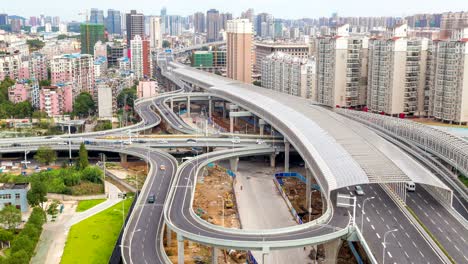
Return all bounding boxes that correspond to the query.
[405,182,416,192]
[355,185,364,196]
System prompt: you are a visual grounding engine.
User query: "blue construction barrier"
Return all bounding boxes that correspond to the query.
[348,241,364,264]
[226,169,236,178]
[246,251,259,264]
[274,172,321,191]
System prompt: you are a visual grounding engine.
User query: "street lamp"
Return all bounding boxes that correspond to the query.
[361,196,375,235]
[382,229,398,264]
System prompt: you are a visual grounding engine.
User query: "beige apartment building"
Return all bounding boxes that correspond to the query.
[226,19,253,84]
[367,24,429,117]
[315,24,369,108]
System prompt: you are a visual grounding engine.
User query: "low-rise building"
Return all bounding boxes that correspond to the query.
[39,84,73,116]
[0,183,29,212]
[94,56,108,78]
[97,82,113,119]
[7,81,40,107]
[137,80,158,99]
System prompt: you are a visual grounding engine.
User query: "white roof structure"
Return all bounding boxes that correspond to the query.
[169,63,450,195]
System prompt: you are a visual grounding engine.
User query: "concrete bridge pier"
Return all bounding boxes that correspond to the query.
[165,226,172,246]
[270,153,276,168]
[177,234,184,264]
[120,153,127,164]
[322,239,342,264]
[211,247,218,264]
[229,157,239,172]
[284,140,290,172]
[230,116,234,133]
[187,96,191,116]
[305,164,312,220]
[222,102,227,118]
[170,98,174,111]
[261,247,270,264]
[208,98,212,118]
[259,119,266,136]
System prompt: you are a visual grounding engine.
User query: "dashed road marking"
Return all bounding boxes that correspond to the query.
[371,224,375,230]
[366,217,370,223]
[387,251,392,258]
[404,251,410,258]
[419,251,424,258]
[446,236,452,242]
[405,232,410,238]
[380,216,385,222]
[454,245,460,252]
[376,233,381,239]
[412,241,418,248]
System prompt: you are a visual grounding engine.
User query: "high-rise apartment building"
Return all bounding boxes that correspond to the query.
[315,24,368,108]
[241,9,255,24]
[80,23,105,55]
[193,12,205,33]
[107,9,122,35]
[126,10,145,45]
[206,9,221,42]
[130,35,152,79]
[167,15,182,36]
[227,19,253,84]
[254,42,310,73]
[256,13,274,37]
[107,43,125,68]
[0,53,21,81]
[149,17,162,50]
[430,39,468,123]
[39,85,73,116]
[261,52,316,99]
[440,12,468,39]
[90,8,105,25]
[28,53,48,81]
[50,54,95,98]
[367,24,428,116]
[220,13,233,31]
[0,14,8,26]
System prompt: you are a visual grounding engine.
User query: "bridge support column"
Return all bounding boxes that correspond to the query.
[305,164,312,221]
[253,116,257,133]
[322,239,342,264]
[259,119,266,136]
[229,157,239,172]
[222,102,226,118]
[230,116,234,134]
[165,226,171,246]
[177,234,184,264]
[211,247,218,264]
[261,247,270,264]
[284,140,290,172]
[170,98,174,111]
[208,99,212,119]
[119,153,127,164]
[270,153,276,168]
[187,96,191,116]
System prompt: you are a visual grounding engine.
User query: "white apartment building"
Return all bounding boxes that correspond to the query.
[367,25,429,116]
[315,24,369,108]
[431,40,468,123]
[261,52,316,99]
[50,53,95,98]
[97,83,113,120]
[149,17,162,50]
[130,35,152,79]
[0,53,21,80]
[255,41,310,74]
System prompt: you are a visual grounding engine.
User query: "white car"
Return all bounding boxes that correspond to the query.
[123,141,132,145]
[355,186,365,196]
[256,139,265,145]
[156,139,168,144]
[231,137,241,144]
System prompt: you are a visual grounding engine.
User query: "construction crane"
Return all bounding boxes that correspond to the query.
[78,9,89,23]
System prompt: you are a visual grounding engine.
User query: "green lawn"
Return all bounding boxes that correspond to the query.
[76,199,106,212]
[61,196,134,264]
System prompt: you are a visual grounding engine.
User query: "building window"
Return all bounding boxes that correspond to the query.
[15,193,20,199]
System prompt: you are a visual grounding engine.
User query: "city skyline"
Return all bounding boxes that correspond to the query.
[1,0,467,21]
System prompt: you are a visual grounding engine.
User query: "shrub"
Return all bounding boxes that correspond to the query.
[81,167,103,183]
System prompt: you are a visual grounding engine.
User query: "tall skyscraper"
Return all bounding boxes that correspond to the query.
[167,15,182,36]
[90,8,105,25]
[107,9,122,35]
[440,12,468,39]
[220,13,233,31]
[160,7,168,34]
[149,17,162,50]
[241,8,255,23]
[126,10,145,45]
[193,12,205,33]
[80,24,105,55]
[227,19,253,84]
[130,35,152,79]
[0,14,8,26]
[206,9,220,42]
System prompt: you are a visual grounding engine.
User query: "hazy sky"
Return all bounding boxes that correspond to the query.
[2,0,467,21]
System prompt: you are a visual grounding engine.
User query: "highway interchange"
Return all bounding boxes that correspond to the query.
[0,55,467,263]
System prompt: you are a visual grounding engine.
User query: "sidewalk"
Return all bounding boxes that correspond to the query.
[233,160,311,264]
[32,181,122,264]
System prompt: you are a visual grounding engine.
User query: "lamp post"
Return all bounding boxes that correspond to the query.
[382,229,398,264]
[361,196,375,235]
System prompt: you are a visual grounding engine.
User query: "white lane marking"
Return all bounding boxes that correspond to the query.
[393,216,398,222]
[446,236,452,242]
[388,210,392,215]
[376,233,381,239]
[405,232,410,238]
[443,219,449,225]
[454,245,460,252]
[378,197,382,201]
[419,251,424,258]
[397,241,402,248]
[371,225,375,230]
[380,216,385,222]
[400,224,405,230]
[464,255,468,261]
[391,233,396,238]
[423,199,428,204]
[366,217,370,223]
[429,205,435,211]
[423,212,429,217]
[386,224,390,230]
[417,205,423,210]
[452,227,457,233]
[383,203,388,208]
[437,227,443,232]
[387,251,392,258]
[412,241,418,248]
[461,236,466,243]
[346,187,350,190]
[357,203,361,208]
[349,191,353,196]
[430,219,436,225]
[417,193,422,198]
[404,251,410,258]
[371,203,375,208]
[376,210,380,215]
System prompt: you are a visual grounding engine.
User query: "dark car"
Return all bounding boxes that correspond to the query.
[147,194,155,203]
[11,143,21,147]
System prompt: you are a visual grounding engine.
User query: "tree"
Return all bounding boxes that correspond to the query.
[77,143,89,170]
[26,39,45,52]
[162,40,171,48]
[0,205,21,230]
[46,200,59,217]
[39,79,51,87]
[117,88,137,109]
[13,101,33,118]
[0,229,13,248]
[34,146,57,165]
[253,80,261,87]
[73,92,95,117]
[27,178,48,208]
